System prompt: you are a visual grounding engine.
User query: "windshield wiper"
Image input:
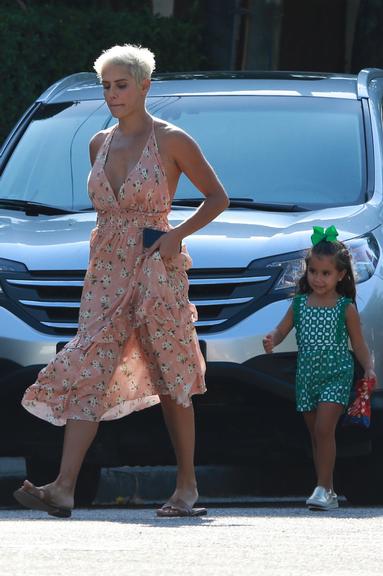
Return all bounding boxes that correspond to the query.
[0,199,78,215]
[227,198,310,212]
[171,198,203,207]
[171,197,310,211]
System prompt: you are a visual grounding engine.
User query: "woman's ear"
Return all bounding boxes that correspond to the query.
[142,78,151,95]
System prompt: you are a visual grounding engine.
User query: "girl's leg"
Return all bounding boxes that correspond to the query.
[159,394,198,508]
[303,410,318,476]
[314,402,344,490]
[21,419,99,509]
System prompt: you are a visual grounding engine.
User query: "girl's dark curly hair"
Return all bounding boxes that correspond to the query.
[298,239,356,300]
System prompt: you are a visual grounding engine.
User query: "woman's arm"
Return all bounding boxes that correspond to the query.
[346,304,376,380]
[151,128,229,258]
[169,130,229,233]
[263,306,294,353]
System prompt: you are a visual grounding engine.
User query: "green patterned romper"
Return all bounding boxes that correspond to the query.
[293,294,354,412]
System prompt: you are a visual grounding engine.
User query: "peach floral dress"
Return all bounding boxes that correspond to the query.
[22,122,206,425]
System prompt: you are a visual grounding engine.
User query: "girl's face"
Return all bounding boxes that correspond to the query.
[307,254,346,297]
[101,64,150,118]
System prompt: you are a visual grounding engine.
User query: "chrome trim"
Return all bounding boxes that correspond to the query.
[191,297,252,306]
[22,298,250,309]
[41,321,79,329]
[7,279,84,287]
[189,276,270,285]
[9,276,269,287]
[194,319,226,327]
[42,319,227,329]
[20,300,80,308]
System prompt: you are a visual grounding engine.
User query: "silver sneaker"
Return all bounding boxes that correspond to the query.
[306,486,339,510]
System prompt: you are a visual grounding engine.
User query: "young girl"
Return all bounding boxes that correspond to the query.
[263,225,376,510]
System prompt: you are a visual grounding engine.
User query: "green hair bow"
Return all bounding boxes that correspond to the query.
[311,225,339,246]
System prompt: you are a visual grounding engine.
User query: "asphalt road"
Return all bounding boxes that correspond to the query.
[1,505,382,576]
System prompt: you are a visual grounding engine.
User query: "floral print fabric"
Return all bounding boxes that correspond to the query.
[22,122,206,425]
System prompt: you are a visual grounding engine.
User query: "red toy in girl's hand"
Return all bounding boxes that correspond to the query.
[343,377,376,428]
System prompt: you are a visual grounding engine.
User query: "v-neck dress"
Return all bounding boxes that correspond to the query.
[22,122,206,425]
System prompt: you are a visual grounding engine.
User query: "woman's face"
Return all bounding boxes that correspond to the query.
[101,64,149,118]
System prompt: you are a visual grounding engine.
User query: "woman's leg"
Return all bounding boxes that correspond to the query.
[314,402,344,490]
[159,394,198,507]
[22,419,99,508]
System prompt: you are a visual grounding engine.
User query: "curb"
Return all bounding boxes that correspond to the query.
[0,458,271,506]
[0,458,316,507]
[94,465,264,505]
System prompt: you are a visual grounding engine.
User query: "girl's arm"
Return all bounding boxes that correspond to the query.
[346,304,376,380]
[263,305,294,353]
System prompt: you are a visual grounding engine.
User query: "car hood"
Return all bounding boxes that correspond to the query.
[0,204,379,270]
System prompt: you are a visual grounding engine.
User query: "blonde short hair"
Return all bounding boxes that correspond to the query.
[94,44,156,84]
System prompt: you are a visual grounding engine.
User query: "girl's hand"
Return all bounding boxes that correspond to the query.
[150,230,182,259]
[364,368,377,386]
[263,333,274,354]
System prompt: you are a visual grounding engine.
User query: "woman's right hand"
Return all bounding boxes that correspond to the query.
[149,229,182,259]
[262,333,274,353]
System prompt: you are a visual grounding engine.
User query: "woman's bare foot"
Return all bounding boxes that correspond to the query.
[157,485,207,517]
[21,479,74,510]
[165,486,199,510]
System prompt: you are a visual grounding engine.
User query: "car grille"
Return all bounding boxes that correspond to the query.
[1,266,279,336]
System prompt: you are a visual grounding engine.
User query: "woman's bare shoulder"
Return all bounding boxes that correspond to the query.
[90,128,112,150]
[89,128,112,164]
[153,117,196,148]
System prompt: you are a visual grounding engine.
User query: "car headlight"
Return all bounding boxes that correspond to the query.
[345,234,379,283]
[0,258,28,295]
[0,258,28,272]
[264,233,379,293]
[266,253,307,291]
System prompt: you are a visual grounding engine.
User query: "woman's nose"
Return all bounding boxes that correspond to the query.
[108,87,118,99]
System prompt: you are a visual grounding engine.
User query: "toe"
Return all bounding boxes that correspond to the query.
[21,480,45,500]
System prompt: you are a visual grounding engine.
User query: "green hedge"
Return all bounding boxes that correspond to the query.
[0,5,204,143]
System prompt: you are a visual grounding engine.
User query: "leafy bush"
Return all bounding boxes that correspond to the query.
[0,4,204,142]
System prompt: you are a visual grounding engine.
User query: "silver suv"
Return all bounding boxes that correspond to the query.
[1,70,383,503]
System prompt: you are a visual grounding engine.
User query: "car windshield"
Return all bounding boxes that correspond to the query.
[151,95,366,209]
[0,101,108,211]
[0,94,366,211]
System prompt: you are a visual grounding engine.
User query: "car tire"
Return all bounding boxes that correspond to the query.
[25,457,101,507]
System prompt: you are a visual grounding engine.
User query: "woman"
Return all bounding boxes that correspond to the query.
[14,44,229,518]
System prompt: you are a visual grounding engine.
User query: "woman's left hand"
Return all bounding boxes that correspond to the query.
[150,229,182,259]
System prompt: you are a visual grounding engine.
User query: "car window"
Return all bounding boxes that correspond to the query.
[152,95,366,208]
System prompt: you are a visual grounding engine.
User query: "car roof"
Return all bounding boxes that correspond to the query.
[37,69,383,104]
